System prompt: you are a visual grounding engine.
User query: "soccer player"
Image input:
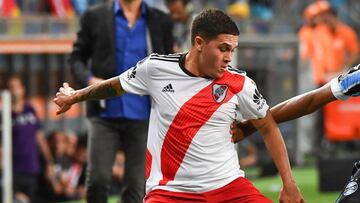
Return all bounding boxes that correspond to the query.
[55,9,304,202]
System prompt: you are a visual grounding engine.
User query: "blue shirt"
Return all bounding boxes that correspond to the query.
[100,1,150,120]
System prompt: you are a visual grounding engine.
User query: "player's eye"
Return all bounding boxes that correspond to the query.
[219,47,230,52]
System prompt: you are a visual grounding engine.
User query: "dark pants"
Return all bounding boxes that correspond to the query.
[13,174,38,202]
[86,117,148,203]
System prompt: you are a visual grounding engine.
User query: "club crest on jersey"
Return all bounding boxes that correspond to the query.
[212,84,228,103]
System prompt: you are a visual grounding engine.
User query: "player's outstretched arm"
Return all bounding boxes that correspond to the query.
[53,76,125,115]
[251,111,305,203]
[231,64,360,142]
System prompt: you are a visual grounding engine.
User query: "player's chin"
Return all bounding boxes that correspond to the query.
[215,70,225,78]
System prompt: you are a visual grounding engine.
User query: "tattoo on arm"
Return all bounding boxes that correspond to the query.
[75,77,124,102]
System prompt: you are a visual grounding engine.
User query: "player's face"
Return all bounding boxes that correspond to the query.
[199,34,238,79]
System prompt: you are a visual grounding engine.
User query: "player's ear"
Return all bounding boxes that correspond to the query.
[194,36,205,52]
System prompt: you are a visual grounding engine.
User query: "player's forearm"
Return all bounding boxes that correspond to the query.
[72,76,124,103]
[270,83,335,124]
[262,126,295,185]
[253,112,295,185]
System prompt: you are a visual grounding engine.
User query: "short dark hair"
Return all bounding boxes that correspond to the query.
[191,9,239,45]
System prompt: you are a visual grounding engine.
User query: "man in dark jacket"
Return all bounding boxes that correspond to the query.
[68,1,173,202]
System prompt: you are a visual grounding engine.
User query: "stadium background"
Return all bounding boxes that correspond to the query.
[1,0,360,202]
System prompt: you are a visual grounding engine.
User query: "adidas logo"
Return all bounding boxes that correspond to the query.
[162,83,175,93]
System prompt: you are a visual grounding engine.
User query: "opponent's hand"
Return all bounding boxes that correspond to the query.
[230,121,246,143]
[279,182,305,203]
[53,82,76,115]
[230,121,256,143]
[331,64,360,100]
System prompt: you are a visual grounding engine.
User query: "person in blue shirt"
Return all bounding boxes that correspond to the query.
[68,0,173,202]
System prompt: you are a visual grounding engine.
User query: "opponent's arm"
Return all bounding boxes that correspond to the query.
[251,111,304,203]
[271,83,335,123]
[230,84,334,141]
[54,76,125,115]
[232,64,360,142]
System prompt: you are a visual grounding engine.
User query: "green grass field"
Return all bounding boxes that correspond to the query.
[250,167,339,203]
[66,167,340,203]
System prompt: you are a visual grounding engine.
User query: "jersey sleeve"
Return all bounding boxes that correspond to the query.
[119,56,150,95]
[236,76,269,121]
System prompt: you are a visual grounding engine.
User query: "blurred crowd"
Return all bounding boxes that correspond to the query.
[0,75,125,203]
[1,0,360,42]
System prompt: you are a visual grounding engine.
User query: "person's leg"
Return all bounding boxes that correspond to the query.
[13,174,38,203]
[86,117,119,203]
[121,120,148,203]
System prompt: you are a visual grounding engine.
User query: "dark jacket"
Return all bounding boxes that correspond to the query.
[68,1,174,117]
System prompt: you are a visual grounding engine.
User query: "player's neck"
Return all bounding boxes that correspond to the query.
[185,49,204,77]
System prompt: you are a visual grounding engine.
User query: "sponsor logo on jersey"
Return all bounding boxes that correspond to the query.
[344,181,358,196]
[162,83,175,93]
[253,89,263,105]
[253,89,265,111]
[212,84,228,103]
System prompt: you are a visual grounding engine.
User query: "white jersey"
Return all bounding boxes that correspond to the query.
[119,53,269,194]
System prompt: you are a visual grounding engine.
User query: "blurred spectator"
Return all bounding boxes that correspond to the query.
[46,131,69,201]
[249,0,273,21]
[249,0,273,33]
[62,134,87,200]
[65,132,78,159]
[5,74,54,203]
[298,0,322,61]
[298,0,359,151]
[44,131,87,201]
[1,0,21,17]
[318,7,359,82]
[68,0,173,202]
[227,0,250,20]
[165,0,195,52]
[300,0,359,86]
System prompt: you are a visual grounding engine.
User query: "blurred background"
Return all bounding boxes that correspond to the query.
[0,0,360,202]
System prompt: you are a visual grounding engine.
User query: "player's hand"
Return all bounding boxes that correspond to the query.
[279,182,305,203]
[230,121,246,143]
[53,82,76,115]
[331,64,360,100]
